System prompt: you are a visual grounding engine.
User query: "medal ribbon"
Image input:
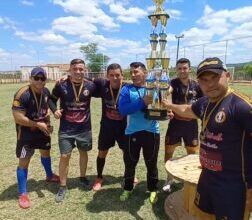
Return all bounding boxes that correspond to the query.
[202,87,232,132]
[31,86,43,118]
[109,81,122,108]
[71,81,84,103]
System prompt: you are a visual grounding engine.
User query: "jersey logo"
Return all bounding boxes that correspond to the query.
[215,110,226,123]
[13,100,21,107]
[83,89,89,96]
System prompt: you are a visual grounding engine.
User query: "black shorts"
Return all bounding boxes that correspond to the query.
[165,118,199,146]
[195,169,246,220]
[16,136,51,158]
[98,121,126,151]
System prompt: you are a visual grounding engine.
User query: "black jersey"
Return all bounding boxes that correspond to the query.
[50,78,96,134]
[12,85,50,141]
[93,78,126,123]
[192,89,252,187]
[171,78,203,105]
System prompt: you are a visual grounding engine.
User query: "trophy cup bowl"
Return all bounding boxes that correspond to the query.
[159,39,167,51]
[150,40,158,51]
[146,58,156,70]
[148,14,158,27]
[161,58,170,69]
[160,14,169,26]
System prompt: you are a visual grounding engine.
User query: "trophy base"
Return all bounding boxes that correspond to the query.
[144,109,168,121]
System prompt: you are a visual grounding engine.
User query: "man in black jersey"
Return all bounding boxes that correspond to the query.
[162,57,252,219]
[49,59,96,202]
[12,67,59,209]
[92,63,127,191]
[163,58,203,192]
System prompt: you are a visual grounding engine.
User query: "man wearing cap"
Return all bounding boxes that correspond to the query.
[49,59,96,203]
[162,57,252,219]
[12,67,59,209]
[163,58,203,192]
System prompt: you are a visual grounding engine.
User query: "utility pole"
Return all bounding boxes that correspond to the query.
[224,40,228,64]
[175,34,184,62]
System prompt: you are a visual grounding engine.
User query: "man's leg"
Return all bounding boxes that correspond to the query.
[93,150,108,191]
[142,132,160,204]
[16,142,35,209]
[40,149,59,182]
[55,153,71,203]
[17,158,31,209]
[120,133,141,201]
[163,141,179,192]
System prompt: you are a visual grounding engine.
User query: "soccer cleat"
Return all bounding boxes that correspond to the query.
[80,177,91,190]
[46,174,60,183]
[149,191,158,204]
[92,178,103,191]
[55,186,67,203]
[162,179,174,192]
[119,190,131,202]
[18,193,31,209]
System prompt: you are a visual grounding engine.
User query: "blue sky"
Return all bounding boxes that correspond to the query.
[1,0,252,71]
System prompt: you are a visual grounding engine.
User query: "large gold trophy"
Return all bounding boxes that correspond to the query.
[145,0,170,120]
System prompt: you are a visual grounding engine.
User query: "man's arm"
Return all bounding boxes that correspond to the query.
[12,110,50,136]
[48,83,62,119]
[162,99,198,119]
[118,87,146,116]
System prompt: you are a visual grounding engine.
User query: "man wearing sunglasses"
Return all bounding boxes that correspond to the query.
[12,67,59,209]
[49,59,96,203]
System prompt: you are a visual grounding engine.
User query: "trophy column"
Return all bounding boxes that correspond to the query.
[145,0,170,121]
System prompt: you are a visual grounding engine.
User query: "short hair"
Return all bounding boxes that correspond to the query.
[70,58,85,65]
[176,58,191,67]
[130,62,146,70]
[107,63,122,74]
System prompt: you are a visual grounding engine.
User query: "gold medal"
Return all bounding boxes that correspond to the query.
[110,81,122,109]
[31,87,43,119]
[202,87,232,133]
[71,81,84,104]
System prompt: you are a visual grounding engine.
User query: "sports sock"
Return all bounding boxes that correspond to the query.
[41,156,53,178]
[17,167,28,194]
[96,157,105,179]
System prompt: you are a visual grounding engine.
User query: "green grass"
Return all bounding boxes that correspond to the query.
[0,83,251,220]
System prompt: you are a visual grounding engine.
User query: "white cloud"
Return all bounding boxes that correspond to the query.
[15,30,68,45]
[20,0,34,6]
[52,0,119,29]
[109,3,147,23]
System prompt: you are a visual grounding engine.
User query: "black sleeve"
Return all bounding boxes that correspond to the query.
[92,78,105,98]
[191,97,207,119]
[48,83,60,113]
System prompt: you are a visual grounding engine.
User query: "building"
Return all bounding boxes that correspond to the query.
[20,64,70,81]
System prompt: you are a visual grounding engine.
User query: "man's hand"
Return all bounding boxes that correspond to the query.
[54,109,63,119]
[143,95,153,106]
[56,75,68,83]
[162,98,172,109]
[246,188,252,211]
[36,121,50,136]
[167,109,174,119]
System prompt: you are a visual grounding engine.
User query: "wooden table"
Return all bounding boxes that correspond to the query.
[164,154,250,220]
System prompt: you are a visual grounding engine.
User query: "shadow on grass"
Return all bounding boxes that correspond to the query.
[86,182,147,219]
[0,175,123,201]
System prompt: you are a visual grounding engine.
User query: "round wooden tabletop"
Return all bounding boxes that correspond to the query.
[165,154,202,184]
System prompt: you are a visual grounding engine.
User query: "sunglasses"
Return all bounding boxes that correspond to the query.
[33,76,47,81]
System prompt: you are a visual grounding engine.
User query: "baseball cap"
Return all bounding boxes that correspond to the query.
[197,57,227,78]
[31,67,47,78]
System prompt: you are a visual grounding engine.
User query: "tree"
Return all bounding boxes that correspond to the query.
[80,43,109,73]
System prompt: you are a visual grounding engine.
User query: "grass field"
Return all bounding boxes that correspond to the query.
[0,83,251,220]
